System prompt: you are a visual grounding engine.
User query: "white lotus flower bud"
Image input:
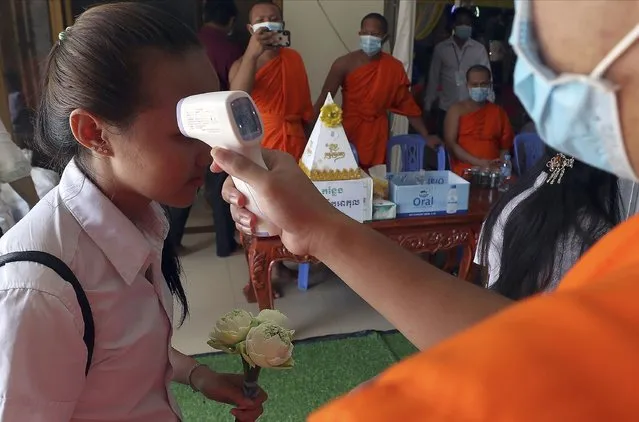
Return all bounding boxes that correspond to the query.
[207,309,255,353]
[255,309,290,329]
[239,322,295,369]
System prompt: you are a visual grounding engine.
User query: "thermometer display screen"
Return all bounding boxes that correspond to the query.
[230,97,262,141]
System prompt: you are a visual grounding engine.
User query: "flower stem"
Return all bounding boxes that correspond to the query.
[241,358,261,398]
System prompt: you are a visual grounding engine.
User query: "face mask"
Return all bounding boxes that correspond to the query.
[509,0,639,181]
[252,21,283,33]
[454,25,472,40]
[469,87,491,102]
[360,35,383,56]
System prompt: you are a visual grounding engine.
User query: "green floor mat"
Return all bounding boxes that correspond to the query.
[173,330,417,422]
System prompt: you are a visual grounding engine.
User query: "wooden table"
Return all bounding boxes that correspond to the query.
[240,187,501,310]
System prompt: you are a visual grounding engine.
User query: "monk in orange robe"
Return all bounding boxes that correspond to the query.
[444,65,514,176]
[315,13,441,169]
[308,210,639,421]
[230,1,312,161]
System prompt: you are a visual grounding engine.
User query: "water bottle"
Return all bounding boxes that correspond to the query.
[499,154,513,192]
[446,185,458,214]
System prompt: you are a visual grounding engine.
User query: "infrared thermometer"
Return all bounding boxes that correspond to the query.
[176,91,281,237]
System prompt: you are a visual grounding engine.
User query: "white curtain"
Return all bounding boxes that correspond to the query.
[619,179,639,219]
[390,0,416,137]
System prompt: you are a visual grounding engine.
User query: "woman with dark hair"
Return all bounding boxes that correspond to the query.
[0,3,265,421]
[475,146,622,300]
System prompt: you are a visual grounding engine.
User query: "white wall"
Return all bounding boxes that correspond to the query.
[284,0,384,105]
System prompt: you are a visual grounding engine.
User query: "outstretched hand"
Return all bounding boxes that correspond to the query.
[210,148,347,257]
[195,370,267,422]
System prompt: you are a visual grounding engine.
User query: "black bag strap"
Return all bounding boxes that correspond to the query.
[0,251,94,375]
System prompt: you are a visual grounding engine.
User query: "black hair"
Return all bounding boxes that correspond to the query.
[466,64,491,80]
[479,146,622,300]
[34,2,202,324]
[204,0,238,26]
[361,12,388,34]
[452,7,475,24]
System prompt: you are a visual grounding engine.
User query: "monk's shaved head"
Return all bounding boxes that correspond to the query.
[466,64,491,81]
[249,1,282,23]
[361,13,388,35]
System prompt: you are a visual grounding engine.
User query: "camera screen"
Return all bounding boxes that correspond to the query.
[230,97,262,141]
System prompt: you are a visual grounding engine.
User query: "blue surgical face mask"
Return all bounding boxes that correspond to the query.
[454,25,472,40]
[469,87,491,102]
[252,21,283,33]
[509,0,639,181]
[360,35,383,56]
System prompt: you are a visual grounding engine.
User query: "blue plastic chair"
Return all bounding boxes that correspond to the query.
[513,133,545,175]
[386,134,426,172]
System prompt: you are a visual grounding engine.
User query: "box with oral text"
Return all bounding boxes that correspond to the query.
[389,171,470,217]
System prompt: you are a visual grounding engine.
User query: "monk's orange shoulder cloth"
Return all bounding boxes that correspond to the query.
[452,103,515,175]
[251,48,312,161]
[309,213,639,421]
[342,53,422,167]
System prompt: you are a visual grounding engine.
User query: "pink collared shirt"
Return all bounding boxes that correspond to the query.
[0,160,181,421]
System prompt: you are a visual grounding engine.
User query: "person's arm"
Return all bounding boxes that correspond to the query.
[169,347,267,420]
[313,215,511,350]
[407,115,441,148]
[313,58,346,120]
[499,108,515,159]
[423,46,442,113]
[229,57,258,93]
[0,283,86,420]
[229,29,276,93]
[212,148,511,351]
[169,347,203,385]
[444,105,490,168]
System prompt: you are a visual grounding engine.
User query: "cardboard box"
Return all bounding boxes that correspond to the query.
[313,172,373,223]
[372,199,397,220]
[389,171,470,217]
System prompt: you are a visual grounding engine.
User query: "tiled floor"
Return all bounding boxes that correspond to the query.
[171,196,394,356]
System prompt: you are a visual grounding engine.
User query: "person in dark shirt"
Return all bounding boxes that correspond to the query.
[198,0,244,91]
[167,0,243,257]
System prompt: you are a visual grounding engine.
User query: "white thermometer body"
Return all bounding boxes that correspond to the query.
[176,91,281,237]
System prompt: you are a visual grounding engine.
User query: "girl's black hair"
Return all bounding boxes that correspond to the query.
[479,145,622,300]
[35,2,202,324]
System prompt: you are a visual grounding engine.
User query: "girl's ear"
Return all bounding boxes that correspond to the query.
[69,109,113,157]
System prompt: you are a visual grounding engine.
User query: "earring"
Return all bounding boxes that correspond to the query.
[92,144,109,155]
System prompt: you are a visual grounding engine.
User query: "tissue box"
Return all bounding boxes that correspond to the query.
[389,171,470,217]
[313,172,373,222]
[372,199,396,220]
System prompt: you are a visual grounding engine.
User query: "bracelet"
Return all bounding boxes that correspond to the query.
[187,362,206,392]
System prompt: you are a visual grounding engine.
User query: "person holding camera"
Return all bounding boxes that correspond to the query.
[229,0,312,162]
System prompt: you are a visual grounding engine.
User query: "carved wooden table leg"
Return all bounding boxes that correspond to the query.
[247,247,274,310]
[241,234,279,309]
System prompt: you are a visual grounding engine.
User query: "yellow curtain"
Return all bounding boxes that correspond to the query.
[414,0,446,41]
[414,0,514,41]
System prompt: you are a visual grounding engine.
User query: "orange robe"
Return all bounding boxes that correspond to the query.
[451,102,514,176]
[252,48,313,161]
[309,214,639,421]
[342,53,422,168]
